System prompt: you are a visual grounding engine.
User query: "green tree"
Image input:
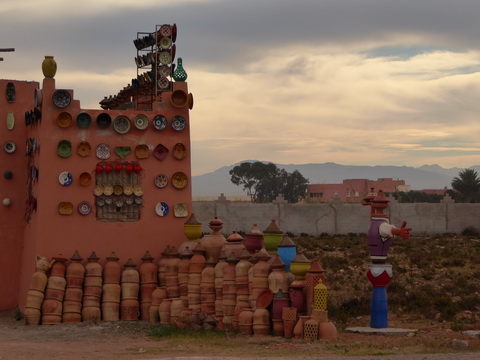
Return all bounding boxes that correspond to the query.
[450,168,480,203]
[229,162,309,203]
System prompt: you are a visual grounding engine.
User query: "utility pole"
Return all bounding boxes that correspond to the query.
[0,48,15,62]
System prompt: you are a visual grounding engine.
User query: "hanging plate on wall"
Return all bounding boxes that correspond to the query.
[155,202,169,217]
[113,115,131,134]
[6,82,15,103]
[52,90,71,108]
[6,112,14,130]
[174,203,188,218]
[152,114,167,130]
[76,112,92,129]
[96,144,110,159]
[154,174,168,188]
[134,114,149,130]
[57,140,72,158]
[78,201,92,215]
[171,115,186,131]
[171,172,188,189]
[58,172,73,186]
[3,141,16,154]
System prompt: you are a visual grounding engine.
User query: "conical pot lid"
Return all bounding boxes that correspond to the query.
[179,246,194,259]
[247,223,263,236]
[255,248,271,261]
[226,252,239,264]
[70,250,83,261]
[205,256,217,266]
[307,259,325,273]
[291,252,311,264]
[87,251,99,261]
[274,289,288,299]
[227,230,244,242]
[141,250,154,261]
[185,213,201,225]
[124,258,136,267]
[106,252,119,261]
[264,219,282,234]
[192,241,206,254]
[278,234,296,248]
[238,249,251,260]
[270,254,285,269]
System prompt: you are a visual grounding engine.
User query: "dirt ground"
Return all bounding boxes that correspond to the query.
[0,310,479,360]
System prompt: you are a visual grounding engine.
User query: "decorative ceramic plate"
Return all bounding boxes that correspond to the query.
[155,202,169,217]
[123,184,134,196]
[171,115,186,131]
[157,76,170,90]
[256,289,274,309]
[173,143,186,160]
[58,172,73,186]
[114,146,131,159]
[134,196,143,205]
[113,115,131,134]
[105,197,113,205]
[115,199,123,208]
[154,174,168,188]
[52,90,71,108]
[96,143,110,159]
[153,144,169,161]
[57,140,72,158]
[133,185,144,196]
[174,203,188,218]
[158,65,171,77]
[79,172,92,186]
[125,196,134,205]
[170,90,188,108]
[159,52,172,65]
[134,114,149,130]
[3,141,16,154]
[76,112,92,129]
[96,197,105,207]
[159,37,172,49]
[135,144,150,159]
[96,113,112,129]
[6,112,14,130]
[77,141,91,157]
[159,24,172,37]
[153,115,167,130]
[56,112,72,128]
[113,185,123,196]
[93,185,103,196]
[58,202,73,215]
[171,172,188,189]
[172,23,177,42]
[103,184,114,196]
[78,201,92,215]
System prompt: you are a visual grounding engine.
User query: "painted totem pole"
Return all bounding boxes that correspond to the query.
[362,189,411,328]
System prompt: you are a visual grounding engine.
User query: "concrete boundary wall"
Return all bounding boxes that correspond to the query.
[192,200,480,236]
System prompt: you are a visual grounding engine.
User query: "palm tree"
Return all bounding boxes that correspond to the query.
[451,169,480,202]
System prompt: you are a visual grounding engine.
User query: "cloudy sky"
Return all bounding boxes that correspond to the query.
[2,0,480,175]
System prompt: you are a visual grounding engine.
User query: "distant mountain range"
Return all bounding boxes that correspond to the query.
[191,161,480,197]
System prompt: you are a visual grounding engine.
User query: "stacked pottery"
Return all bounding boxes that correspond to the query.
[238,307,254,335]
[282,306,297,339]
[188,242,206,311]
[235,249,252,310]
[82,252,103,322]
[305,259,325,315]
[222,253,238,326]
[244,224,263,254]
[253,306,271,336]
[164,246,181,299]
[313,281,337,340]
[120,259,140,321]
[178,247,194,308]
[263,219,283,254]
[157,246,169,286]
[250,248,271,310]
[200,257,216,315]
[289,252,311,314]
[214,251,228,321]
[63,251,85,323]
[178,213,202,253]
[200,217,226,263]
[149,286,167,323]
[139,251,158,320]
[268,255,289,294]
[222,231,246,257]
[102,252,121,321]
[277,234,297,272]
[170,297,185,325]
[42,256,67,325]
[272,289,290,322]
[25,256,53,325]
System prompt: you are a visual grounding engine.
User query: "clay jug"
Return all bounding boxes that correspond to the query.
[42,55,57,78]
[200,217,226,263]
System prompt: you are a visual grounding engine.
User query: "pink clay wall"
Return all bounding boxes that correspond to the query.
[1,76,192,311]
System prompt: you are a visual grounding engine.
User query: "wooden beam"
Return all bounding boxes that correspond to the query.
[0,48,15,52]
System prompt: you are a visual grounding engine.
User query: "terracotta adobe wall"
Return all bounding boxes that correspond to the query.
[0,79,39,310]
[1,74,193,311]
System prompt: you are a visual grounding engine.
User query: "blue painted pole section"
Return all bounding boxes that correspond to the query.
[371,286,388,328]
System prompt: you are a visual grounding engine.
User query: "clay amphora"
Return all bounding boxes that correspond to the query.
[121,259,140,300]
[103,252,121,284]
[200,217,227,263]
[42,55,57,78]
[263,219,283,254]
[85,252,103,277]
[244,224,263,254]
